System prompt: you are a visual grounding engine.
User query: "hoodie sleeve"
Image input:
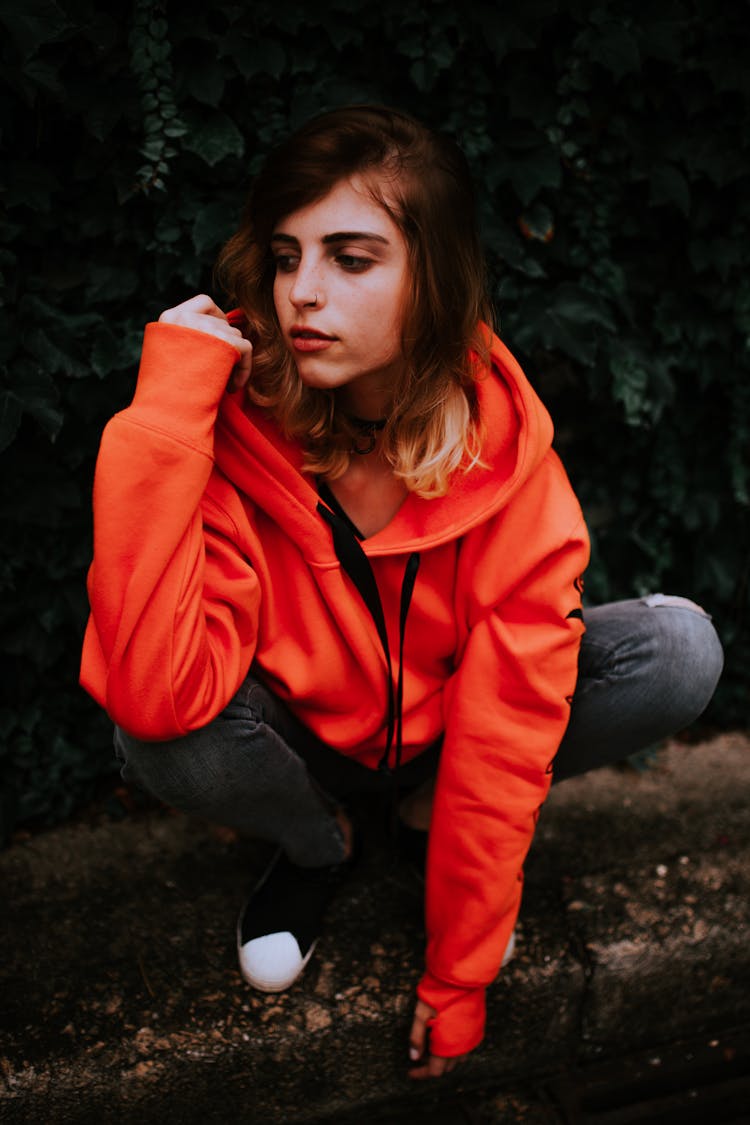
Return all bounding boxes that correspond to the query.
[80,321,262,740]
[417,454,589,1056]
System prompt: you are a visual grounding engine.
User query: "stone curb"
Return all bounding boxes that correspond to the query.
[1,733,748,1123]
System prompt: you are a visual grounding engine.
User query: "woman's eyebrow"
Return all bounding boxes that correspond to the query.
[270,231,389,245]
[321,231,389,245]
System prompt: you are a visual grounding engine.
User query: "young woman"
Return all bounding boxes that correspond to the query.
[80,106,723,1079]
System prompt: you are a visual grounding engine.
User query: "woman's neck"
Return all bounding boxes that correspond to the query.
[334,379,392,423]
[324,448,408,538]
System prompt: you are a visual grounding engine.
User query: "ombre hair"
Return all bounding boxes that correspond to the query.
[215,105,494,497]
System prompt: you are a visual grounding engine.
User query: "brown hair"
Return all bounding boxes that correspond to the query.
[216,105,493,496]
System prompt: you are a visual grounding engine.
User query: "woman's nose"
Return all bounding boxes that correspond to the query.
[288,263,324,309]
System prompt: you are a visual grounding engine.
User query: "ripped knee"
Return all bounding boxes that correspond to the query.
[642,592,711,618]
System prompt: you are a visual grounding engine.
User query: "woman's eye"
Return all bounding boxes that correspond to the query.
[274,255,298,273]
[336,254,372,272]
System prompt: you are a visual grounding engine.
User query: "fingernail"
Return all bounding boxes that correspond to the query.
[409,1046,420,1061]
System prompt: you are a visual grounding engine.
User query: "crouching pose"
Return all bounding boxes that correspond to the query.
[80,106,723,1078]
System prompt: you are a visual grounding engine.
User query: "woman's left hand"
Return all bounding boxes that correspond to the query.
[407,999,468,1079]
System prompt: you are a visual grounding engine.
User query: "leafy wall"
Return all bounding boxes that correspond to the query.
[1,0,748,837]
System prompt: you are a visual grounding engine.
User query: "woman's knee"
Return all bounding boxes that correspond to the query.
[114,720,228,809]
[579,592,723,731]
[113,686,269,809]
[638,593,724,718]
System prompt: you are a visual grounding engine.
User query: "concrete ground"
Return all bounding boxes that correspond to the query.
[2,731,750,1123]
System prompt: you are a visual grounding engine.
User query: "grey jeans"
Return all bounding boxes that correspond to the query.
[115,595,723,867]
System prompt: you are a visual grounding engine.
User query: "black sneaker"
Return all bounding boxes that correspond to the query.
[397,820,429,874]
[237,844,357,992]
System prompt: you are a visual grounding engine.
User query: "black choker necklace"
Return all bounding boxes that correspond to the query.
[346,413,387,455]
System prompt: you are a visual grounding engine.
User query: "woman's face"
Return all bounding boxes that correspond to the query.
[271,175,410,414]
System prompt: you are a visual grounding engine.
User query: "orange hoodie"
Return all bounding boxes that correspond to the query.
[81,320,589,1056]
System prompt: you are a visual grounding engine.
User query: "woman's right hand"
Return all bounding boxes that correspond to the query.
[158,294,254,392]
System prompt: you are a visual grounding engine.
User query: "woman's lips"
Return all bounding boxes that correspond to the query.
[292,337,334,353]
[290,328,336,353]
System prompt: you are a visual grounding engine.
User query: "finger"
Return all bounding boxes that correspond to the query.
[408,1050,468,1081]
[408,1054,449,1081]
[185,294,227,321]
[409,997,437,1066]
[180,293,228,321]
[228,342,254,390]
[408,1013,427,1063]
[158,294,227,325]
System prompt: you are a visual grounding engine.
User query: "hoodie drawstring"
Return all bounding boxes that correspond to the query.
[396,551,421,770]
[317,502,421,786]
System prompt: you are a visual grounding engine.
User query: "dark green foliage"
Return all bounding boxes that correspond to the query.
[1,0,748,837]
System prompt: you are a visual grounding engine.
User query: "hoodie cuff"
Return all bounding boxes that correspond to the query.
[416,971,486,1057]
[127,322,242,452]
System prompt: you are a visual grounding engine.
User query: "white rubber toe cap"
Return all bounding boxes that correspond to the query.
[237,931,317,992]
[501,929,516,967]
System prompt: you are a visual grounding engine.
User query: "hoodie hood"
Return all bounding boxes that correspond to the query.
[214,325,554,557]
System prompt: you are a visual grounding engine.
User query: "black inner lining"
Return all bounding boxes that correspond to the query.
[317,478,366,540]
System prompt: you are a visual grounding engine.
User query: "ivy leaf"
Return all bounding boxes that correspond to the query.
[84,264,139,302]
[506,147,561,204]
[12,362,64,439]
[483,216,546,277]
[518,202,555,242]
[694,552,737,604]
[23,330,82,378]
[640,17,684,63]
[583,21,641,80]
[607,346,674,428]
[410,59,434,92]
[90,325,128,378]
[549,283,617,331]
[611,356,647,424]
[19,57,64,95]
[541,312,598,366]
[192,201,237,257]
[482,10,535,57]
[650,162,690,215]
[514,281,619,365]
[0,0,71,58]
[80,10,118,51]
[182,108,245,166]
[513,292,598,366]
[5,161,59,212]
[324,21,364,50]
[222,36,286,79]
[83,97,131,142]
[427,36,455,73]
[184,58,226,107]
[0,390,23,452]
[688,234,742,280]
